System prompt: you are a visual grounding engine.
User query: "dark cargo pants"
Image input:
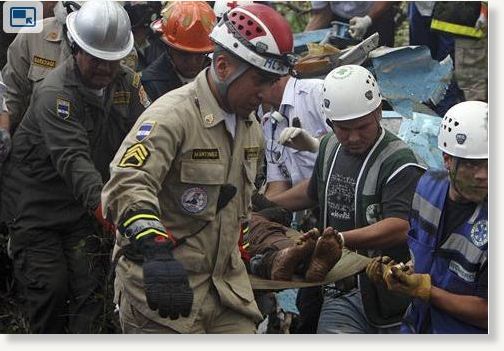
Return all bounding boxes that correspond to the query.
[10,227,106,333]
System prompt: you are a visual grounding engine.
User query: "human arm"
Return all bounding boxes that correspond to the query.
[383,265,488,329]
[349,2,392,40]
[265,180,291,198]
[342,216,409,250]
[1,32,33,132]
[268,178,317,212]
[430,286,487,329]
[102,102,193,319]
[305,2,333,31]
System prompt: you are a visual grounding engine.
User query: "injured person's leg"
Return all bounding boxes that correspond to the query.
[244,212,343,282]
[305,227,344,282]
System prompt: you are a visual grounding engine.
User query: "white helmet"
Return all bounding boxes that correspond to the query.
[322,65,382,121]
[438,101,488,159]
[66,1,134,61]
[209,3,295,76]
[213,0,253,19]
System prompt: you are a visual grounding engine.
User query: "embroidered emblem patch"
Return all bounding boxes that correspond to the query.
[181,187,208,214]
[365,203,380,225]
[470,219,488,247]
[192,148,219,160]
[132,72,141,88]
[136,121,156,142]
[56,98,71,120]
[118,143,150,168]
[113,91,131,105]
[138,85,151,108]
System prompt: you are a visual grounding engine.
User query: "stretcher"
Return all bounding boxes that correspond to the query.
[248,228,372,290]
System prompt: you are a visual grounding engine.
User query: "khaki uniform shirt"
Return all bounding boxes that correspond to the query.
[102,69,264,332]
[1,17,71,132]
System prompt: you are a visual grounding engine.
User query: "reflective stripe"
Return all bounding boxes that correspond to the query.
[386,163,426,184]
[363,139,408,196]
[135,228,169,240]
[122,217,166,239]
[431,19,485,39]
[123,213,160,227]
[412,192,442,227]
[440,233,485,265]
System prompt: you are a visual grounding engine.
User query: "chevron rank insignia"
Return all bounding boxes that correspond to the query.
[56,97,71,120]
[118,143,150,168]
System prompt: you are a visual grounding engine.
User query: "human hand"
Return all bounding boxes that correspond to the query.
[383,265,431,301]
[348,15,372,40]
[94,203,116,235]
[278,127,319,152]
[139,235,193,319]
[366,256,395,286]
[0,127,11,163]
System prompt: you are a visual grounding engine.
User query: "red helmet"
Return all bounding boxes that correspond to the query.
[209,3,295,75]
[161,1,216,53]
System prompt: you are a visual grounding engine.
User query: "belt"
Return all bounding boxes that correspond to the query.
[323,276,358,296]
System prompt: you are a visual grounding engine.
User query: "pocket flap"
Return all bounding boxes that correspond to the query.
[181,161,226,185]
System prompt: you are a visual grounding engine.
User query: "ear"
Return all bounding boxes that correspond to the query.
[213,54,232,81]
[442,152,452,171]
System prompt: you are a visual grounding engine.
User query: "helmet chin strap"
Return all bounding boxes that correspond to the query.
[209,60,250,111]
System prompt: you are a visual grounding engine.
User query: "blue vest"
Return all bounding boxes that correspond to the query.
[402,171,488,333]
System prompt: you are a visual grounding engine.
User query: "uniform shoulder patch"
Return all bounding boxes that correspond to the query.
[136,121,156,142]
[56,97,71,120]
[132,72,141,88]
[118,143,150,168]
[138,85,151,108]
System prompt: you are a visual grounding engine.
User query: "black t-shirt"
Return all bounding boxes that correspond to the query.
[308,146,423,231]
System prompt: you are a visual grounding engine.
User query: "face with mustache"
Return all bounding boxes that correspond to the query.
[329,108,382,155]
[75,49,121,89]
[445,155,488,203]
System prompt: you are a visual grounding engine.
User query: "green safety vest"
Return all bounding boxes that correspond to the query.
[316,128,426,327]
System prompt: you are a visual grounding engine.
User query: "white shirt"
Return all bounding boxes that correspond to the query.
[311,1,374,19]
[261,77,330,186]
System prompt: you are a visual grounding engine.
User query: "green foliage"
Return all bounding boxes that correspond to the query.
[271,1,311,33]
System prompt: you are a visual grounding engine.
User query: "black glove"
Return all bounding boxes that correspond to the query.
[135,235,193,320]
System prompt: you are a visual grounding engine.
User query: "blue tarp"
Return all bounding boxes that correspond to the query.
[371,46,453,119]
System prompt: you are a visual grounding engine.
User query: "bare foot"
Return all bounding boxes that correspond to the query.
[270,230,319,281]
[305,227,343,282]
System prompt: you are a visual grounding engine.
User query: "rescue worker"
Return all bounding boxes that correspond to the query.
[1,1,81,134]
[304,1,396,47]
[101,3,295,333]
[140,1,215,102]
[368,101,488,333]
[262,65,425,333]
[430,1,488,102]
[124,1,164,72]
[0,1,146,333]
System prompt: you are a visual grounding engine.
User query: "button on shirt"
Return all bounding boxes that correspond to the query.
[261,77,330,186]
